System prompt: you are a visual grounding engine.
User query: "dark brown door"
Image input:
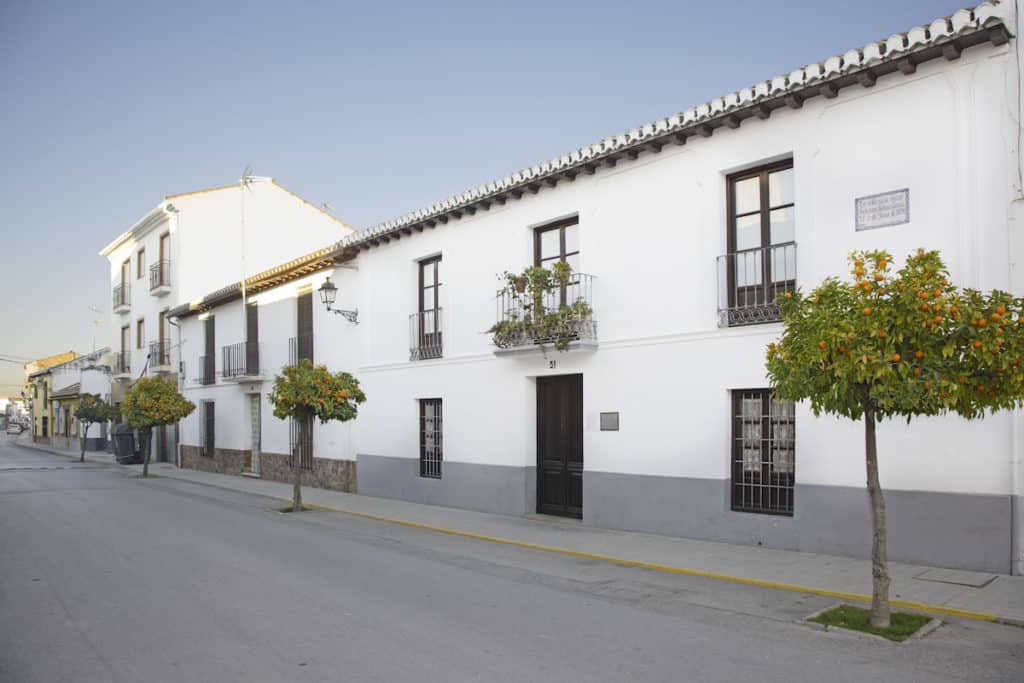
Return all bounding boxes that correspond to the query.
[296,289,313,362]
[537,374,583,518]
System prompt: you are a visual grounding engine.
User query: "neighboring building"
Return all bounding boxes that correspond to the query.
[174,3,1022,574]
[98,178,354,463]
[23,351,79,434]
[27,349,114,451]
[0,397,28,427]
[27,369,54,443]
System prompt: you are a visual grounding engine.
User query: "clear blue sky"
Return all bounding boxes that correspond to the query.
[0,0,971,394]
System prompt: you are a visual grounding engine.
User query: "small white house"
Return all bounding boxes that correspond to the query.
[98,179,354,461]
[170,2,1023,574]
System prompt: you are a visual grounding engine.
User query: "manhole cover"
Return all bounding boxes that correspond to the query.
[913,568,997,588]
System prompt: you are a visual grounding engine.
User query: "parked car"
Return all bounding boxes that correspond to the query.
[6,423,23,435]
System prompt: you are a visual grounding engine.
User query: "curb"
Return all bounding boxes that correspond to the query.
[11,444,1003,626]
[300,501,999,624]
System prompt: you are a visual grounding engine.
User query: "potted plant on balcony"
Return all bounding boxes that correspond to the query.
[489,262,591,353]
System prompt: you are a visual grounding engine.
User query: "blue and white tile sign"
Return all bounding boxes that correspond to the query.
[855,188,909,231]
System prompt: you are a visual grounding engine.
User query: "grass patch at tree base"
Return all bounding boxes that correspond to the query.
[274,505,313,513]
[809,604,933,642]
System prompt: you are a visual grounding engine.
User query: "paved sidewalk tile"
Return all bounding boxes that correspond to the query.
[13,439,1024,624]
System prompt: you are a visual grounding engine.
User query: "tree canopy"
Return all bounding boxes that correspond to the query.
[268,359,366,424]
[766,249,1024,421]
[122,376,196,430]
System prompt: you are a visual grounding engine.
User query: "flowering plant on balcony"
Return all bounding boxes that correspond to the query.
[489,262,593,352]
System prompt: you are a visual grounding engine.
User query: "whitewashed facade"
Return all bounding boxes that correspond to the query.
[98,180,353,460]
[172,3,1024,573]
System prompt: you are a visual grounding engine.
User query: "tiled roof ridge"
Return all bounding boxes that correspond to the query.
[339,1,1011,248]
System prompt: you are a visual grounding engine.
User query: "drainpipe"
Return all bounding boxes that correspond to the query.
[1009,0,1024,576]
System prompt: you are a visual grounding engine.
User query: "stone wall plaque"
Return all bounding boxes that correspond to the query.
[855,188,909,231]
[600,412,619,431]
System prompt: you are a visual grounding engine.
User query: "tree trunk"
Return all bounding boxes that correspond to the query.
[292,466,303,512]
[80,425,87,462]
[141,428,151,478]
[865,407,891,629]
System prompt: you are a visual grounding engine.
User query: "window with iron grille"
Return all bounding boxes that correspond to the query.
[201,401,215,456]
[419,398,442,478]
[289,413,313,470]
[731,389,794,515]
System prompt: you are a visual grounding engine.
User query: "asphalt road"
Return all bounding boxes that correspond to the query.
[1,437,1021,683]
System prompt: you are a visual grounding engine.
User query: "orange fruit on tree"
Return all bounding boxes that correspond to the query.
[913,367,922,377]
[863,307,873,315]
[973,340,984,349]
[818,340,826,351]
[915,350,924,359]
[890,353,901,362]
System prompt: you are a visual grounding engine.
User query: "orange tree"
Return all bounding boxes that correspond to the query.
[766,249,1024,628]
[73,393,118,462]
[122,376,195,478]
[268,359,366,511]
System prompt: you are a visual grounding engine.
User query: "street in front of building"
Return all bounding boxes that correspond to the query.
[1,437,1021,683]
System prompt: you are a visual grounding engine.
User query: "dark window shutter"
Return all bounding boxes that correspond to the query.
[204,402,215,456]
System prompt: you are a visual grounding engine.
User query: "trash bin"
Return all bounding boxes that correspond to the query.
[112,424,143,465]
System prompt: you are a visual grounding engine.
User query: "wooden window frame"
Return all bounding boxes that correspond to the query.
[532,216,580,268]
[730,388,795,516]
[416,256,442,359]
[725,160,795,309]
[137,248,145,280]
[419,398,443,479]
[120,325,130,355]
[136,318,145,350]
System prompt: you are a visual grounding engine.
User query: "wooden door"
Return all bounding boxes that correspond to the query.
[536,374,583,518]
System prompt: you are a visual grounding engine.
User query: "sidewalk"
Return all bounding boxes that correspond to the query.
[15,438,1024,625]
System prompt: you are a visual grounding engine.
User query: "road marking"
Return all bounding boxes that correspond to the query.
[298,501,1000,624]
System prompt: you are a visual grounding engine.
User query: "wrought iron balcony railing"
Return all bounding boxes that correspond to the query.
[222,341,261,379]
[288,334,314,367]
[112,283,129,311]
[149,260,171,292]
[113,351,131,376]
[198,355,215,385]
[492,272,597,353]
[409,308,443,360]
[149,339,171,369]
[716,242,796,327]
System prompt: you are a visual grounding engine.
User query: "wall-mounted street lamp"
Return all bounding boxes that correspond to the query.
[318,277,358,324]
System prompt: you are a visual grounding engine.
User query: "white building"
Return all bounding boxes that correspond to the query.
[98,179,354,461]
[170,3,1023,574]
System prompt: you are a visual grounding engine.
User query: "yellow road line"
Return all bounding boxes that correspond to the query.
[299,501,998,623]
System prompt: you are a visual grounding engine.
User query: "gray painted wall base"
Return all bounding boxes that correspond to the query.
[358,454,532,516]
[584,471,1011,574]
[354,456,1011,574]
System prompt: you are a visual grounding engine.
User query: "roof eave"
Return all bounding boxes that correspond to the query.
[339,10,1011,253]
